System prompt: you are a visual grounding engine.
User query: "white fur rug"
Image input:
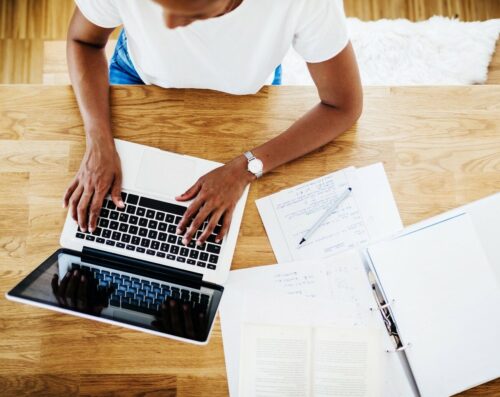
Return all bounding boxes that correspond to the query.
[282,17,500,85]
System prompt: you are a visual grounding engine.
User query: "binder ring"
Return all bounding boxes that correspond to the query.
[386,342,411,353]
[369,298,395,312]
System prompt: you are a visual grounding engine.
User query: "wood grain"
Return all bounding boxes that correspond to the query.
[0,85,499,396]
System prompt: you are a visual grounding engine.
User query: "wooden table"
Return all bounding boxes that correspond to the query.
[0,85,499,396]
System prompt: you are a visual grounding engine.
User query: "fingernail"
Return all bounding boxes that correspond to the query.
[62,202,66,208]
[89,227,94,233]
[118,200,125,208]
[73,269,79,276]
[182,238,188,245]
[81,275,85,282]
[215,239,221,244]
[81,227,86,232]
[176,228,182,235]
[196,240,203,246]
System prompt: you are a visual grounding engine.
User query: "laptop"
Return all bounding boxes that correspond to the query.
[6,139,249,345]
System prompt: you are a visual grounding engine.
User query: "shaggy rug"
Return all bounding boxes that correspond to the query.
[281,16,500,85]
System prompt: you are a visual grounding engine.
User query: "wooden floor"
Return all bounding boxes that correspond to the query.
[0,0,499,83]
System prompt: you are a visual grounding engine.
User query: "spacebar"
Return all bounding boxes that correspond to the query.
[139,196,187,216]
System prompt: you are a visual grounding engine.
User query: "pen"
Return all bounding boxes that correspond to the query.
[297,186,352,247]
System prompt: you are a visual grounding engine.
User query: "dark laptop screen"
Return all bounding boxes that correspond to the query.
[7,249,223,343]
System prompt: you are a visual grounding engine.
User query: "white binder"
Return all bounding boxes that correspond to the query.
[365,193,500,397]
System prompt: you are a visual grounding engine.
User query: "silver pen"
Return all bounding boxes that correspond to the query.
[297,187,352,247]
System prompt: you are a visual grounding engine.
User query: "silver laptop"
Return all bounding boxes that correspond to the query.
[6,139,249,344]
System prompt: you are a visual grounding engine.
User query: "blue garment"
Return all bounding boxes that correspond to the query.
[109,30,282,86]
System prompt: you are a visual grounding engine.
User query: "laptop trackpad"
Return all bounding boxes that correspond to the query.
[135,150,197,198]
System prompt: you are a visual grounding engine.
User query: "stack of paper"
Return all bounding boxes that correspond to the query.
[256,163,402,262]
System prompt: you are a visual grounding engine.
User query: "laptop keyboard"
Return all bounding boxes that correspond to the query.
[75,193,222,270]
[71,263,210,316]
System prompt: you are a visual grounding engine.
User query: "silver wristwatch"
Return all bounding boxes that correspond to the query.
[244,151,263,179]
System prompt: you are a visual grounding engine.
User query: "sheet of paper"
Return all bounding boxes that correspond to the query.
[220,251,417,397]
[368,213,500,397]
[238,323,383,397]
[256,163,402,263]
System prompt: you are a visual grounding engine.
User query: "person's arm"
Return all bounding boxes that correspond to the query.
[177,42,362,245]
[62,9,124,233]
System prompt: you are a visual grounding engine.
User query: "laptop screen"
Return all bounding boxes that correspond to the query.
[7,248,223,344]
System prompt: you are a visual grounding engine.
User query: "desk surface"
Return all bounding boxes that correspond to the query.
[0,85,499,396]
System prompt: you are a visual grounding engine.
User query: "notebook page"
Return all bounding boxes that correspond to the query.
[368,213,500,397]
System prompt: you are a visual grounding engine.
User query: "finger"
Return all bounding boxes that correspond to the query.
[76,274,87,311]
[169,297,183,336]
[110,172,124,209]
[160,302,171,332]
[196,208,224,246]
[183,203,212,245]
[62,178,79,208]
[216,206,234,243]
[88,189,107,233]
[51,274,64,306]
[58,271,72,306]
[176,196,204,235]
[175,181,201,202]
[194,302,208,339]
[65,269,80,308]
[77,188,94,233]
[68,184,84,223]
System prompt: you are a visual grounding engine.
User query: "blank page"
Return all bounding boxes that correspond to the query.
[368,214,500,397]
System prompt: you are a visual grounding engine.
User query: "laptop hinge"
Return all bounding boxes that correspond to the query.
[81,247,203,289]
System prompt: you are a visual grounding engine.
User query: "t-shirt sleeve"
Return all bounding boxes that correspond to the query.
[74,0,122,28]
[292,0,349,63]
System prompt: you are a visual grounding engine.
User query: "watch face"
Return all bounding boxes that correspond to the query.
[248,158,263,174]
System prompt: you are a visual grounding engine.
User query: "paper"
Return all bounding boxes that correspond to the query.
[368,213,500,397]
[238,323,382,397]
[220,251,417,397]
[256,163,402,263]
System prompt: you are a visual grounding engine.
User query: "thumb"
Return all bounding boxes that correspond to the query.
[110,173,124,208]
[176,181,201,201]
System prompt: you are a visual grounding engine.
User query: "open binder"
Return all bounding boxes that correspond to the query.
[361,192,500,397]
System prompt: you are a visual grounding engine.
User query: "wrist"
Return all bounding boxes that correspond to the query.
[229,154,256,183]
[86,128,115,153]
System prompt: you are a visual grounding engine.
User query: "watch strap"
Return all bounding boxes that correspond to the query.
[244,151,255,162]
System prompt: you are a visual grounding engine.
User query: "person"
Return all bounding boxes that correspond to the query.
[63,0,363,247]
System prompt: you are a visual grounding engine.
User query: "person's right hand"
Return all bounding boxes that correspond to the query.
[62,140,124,233]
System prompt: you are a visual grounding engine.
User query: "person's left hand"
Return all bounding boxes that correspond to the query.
[175,155,254,246]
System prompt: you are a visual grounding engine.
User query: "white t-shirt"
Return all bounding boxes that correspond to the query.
[75,0,348,95]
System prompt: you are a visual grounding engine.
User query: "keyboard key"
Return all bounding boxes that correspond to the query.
[117,204,125,212]
[167,235,177,244]
[159,222,167,231]
[118,213,128,222]
[96,237,105,244]
[166,214,175,223]
[110,211,119,220]
[151,241,160,250]
[189,250,199,259]
[110,298,121,307]
[112,232,121,241]
[136,247,145,253]
[176,257,186,263]
[76,232,85,239]
[197,261,206,268]
[99,218,109,228]
[146,209,155,219]
[167,254,176,261]
[139,218,148,227]
[175,216,183,224]
[148,220,158,229]
[146,249,155,256]
[207,234,222,244]
[180,247,189,257]
[213,225,221,235]
[129,226,138,235]
[188,240,196,248]
[132,236,141,245]
[126,205,136,215]
[167,224,177,234]
[121,192,127,202]
[157,252,166,258]
[187,259,196,265]
[148,230,158,239]
[209,254,218,264]
[119,223,129,233]
[139,228,148,237]
[160,243,170,252]
[85,235,95,241]
[141,238,150,248]
[207,264,216,270]
[121,234,131,243]
[155,212,165,221]
[139,196,187,216]
[206,244,221,254]
[177,236,183,245]
[91,228,102,237]
[170,245,179,254]
[129,216,138,225]
[126,244,135,251]
[102,229,111,238]
[200,252,209,261]
[116,242,125,248]
[136,207,146,217]
[100,208,109,218]
[158,232,167,241]
[106,240,115,246]
[106,201,116,210]
[127,194,139,205]
[109,221,119,230]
